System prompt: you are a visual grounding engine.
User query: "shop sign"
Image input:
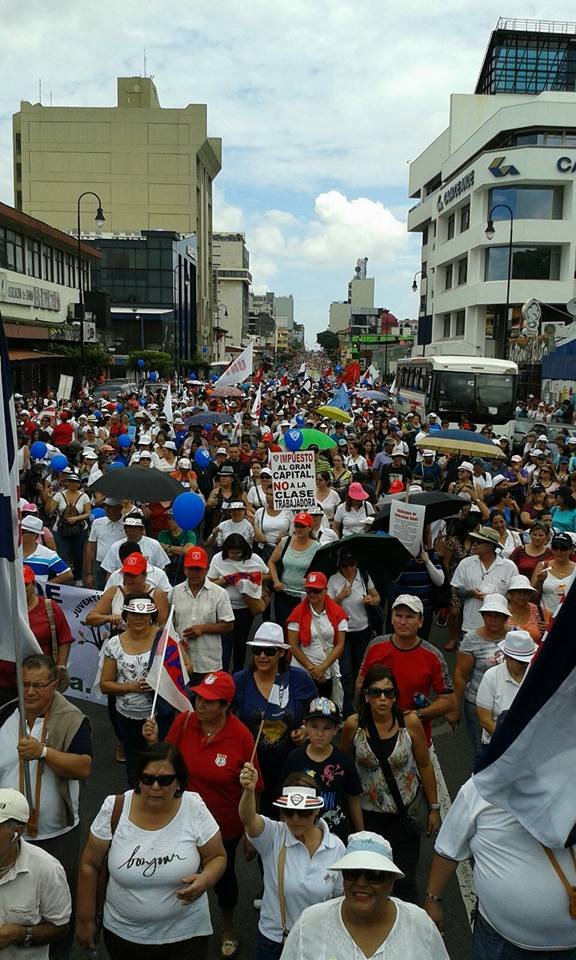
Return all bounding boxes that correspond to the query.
[436,170,475,213]
[0,272,61,311]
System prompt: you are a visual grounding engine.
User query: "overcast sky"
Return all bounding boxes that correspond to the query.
[0,0,549,343]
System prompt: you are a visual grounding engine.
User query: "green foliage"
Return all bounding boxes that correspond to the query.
[316,329,341,359]
[56,344,112,378]
[126,350,173,376]
[180,353,212,377]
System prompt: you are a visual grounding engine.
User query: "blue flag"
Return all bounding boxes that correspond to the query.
[328,385,351,412]
[474,582,576,847]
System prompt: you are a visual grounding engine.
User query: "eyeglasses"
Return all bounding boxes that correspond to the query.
[282,808,316,819]
[140,773,177,787]
[22,680,56,691]
[365,686,396,699]
[252,646,278,657]
[342,868,391,884]
[305,587,324,595]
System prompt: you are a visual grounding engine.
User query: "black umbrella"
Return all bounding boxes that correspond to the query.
[89,467,185,502]
[372,492,466,533]
[189,412,233,426]
[308,533,412,584]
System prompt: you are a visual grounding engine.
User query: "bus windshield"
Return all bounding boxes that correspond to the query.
[434,371,516,422]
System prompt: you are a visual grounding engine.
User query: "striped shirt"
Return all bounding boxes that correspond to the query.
[22,545,71,581]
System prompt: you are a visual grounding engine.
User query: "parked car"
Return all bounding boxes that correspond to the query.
[91,379,140,400]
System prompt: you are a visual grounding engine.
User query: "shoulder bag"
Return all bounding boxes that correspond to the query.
[277,830,289,943]
[275,536,292,582]
[359,570,385,637]
[95,794,125,931]
[366,715,428,838]
[44,599,70,692]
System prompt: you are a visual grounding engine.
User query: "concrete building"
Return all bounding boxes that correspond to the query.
[12,76,221,357]
[408,18,576,378]
[0,201,100,392]
[212,232,251,356]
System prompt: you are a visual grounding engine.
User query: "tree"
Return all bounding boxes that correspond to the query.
[126,350,173,377]
[316,329,340,359]
[55,344,113,381]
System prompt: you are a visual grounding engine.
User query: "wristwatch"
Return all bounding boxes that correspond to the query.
[19,927,34,948]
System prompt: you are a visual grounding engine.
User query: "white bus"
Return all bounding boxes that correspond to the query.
[395,356,518,425]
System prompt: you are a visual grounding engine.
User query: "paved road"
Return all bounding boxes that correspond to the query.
[70,634,473,960]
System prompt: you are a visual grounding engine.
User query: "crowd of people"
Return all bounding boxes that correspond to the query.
[4,366,576,960]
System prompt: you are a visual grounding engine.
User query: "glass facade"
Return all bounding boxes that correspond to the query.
[485,245,561,281]
[476,28,576,95]
[489,186,564,220]
[0,224,84,286]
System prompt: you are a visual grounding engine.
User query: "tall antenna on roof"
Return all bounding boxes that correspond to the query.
[143,48,147,77]
[38,78,42,104]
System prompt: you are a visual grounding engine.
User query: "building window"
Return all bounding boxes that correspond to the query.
[42,244,54,283]
[457,257,468,285]
[422,226,428,246]
[442,314,451,338]
[2,229,25,273]
[55,249,65,285]
[485,245,561,282]
[66,253,76,287]
[444,264,453,290]
[447,214,455,240]
[26,239,42,278]
[421,261,427,279]
[460,205,470,232]
[455,310,465,337]
[489,186,563,221]
[419,294,427,314]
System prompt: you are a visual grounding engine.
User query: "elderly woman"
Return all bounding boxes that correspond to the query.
[268,512,320,628]
[76,742,226,960]
[239,766,345,960]
[476,630,538,746]
[143,672,260,959]
[449,594,510,761]
[281,831,449,960]
[506,574,550,644]
[287,571,347,700]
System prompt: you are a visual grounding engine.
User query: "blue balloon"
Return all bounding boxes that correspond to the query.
[149,371,158,383]
[172,492,205,530]
[295,415,305,428]
[335,364,342,373]
[117,434,132,449]
[93,409,102,419]
[210,373,219,382]
[116,403,123,413]
[30,441,47,460]
[194,448,211,468]
[139,397,147,406]
[285,429,303,451]
[90,507,105,520]
[191,371,198,380]
[51,454,68,472]
[108,461,125,471]
[137,358,145,369]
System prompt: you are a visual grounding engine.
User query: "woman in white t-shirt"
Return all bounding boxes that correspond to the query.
[315,471,342,522]
[253,488,293,556]
[332,482,375,538]
[76,742,226,960]
[46,473,91,582]
[287,571,348,701]
[345,440,369,475]
[208,534,269,672]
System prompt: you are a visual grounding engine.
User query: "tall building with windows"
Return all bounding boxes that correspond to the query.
[212,233,251,355]
[12,76,221,357]
[408,18,576,376]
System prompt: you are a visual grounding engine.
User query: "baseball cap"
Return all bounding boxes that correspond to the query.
[304,571,328,590]
[392,594,424,614]
[304,697,341,724]
[138,451,152,460]
[23,565,36,584]
[247,622,290,649]
[551,532,574,550]
[293,512,313,527]
[123,511,145,527]
[191,671,236,702]
[511,455,523,463]
[330,831,403,876]
[229,501,246,510]
[537,434,548,442]
[262,432,273,442]
[184,546,209,568]
[391,446,406,458]
[22,515,43,534]
[260,468,272,478]
[0,788,29,826]
[138,436,152,445]
[121,553,147,575]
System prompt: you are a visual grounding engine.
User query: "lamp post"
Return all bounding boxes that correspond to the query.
[76,192,105,385]
[412,270,425,356]
[485,203,514,359]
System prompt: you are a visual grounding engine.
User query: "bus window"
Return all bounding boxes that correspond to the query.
[476,375,515,417]
[436,371,475,411]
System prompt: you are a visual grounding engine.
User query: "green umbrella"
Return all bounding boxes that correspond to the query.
[308,533,412,585]
[279,428,337,451]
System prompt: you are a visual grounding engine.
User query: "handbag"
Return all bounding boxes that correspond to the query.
[359,571,385,637]
[95,794,125,931]
[366,715,428,838]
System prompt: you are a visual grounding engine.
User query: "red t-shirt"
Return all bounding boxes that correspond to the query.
[51,422,74,447]
[0,598,73,689]
[166,711,262,840]
[360,637,453,744]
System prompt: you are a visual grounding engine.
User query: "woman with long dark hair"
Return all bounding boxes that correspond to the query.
[208,534,269,671]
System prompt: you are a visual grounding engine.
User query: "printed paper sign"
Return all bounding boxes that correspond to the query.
[269,450,316,511]
[389,500,426,558]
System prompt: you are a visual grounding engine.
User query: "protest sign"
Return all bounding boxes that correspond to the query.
[389,500,426,558]
[269,450,316,511]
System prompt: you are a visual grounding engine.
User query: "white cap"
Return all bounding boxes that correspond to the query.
[0,788,29,825]
[229,501,245,510]
[428,412,437,418]
[479,594,510,616]
[491,474,507,486]
[392,594,423,614]
[391,446,406,458]
[537,434,548,442]
[511,455,523,463]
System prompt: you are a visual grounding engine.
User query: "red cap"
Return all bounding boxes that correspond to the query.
[262,432,273,442]
[304,571,328,589]
[23,565,36,584]
[191,671,236,702]
[121,553,147,575]
[293,512,313,527]
[184,546,209,569]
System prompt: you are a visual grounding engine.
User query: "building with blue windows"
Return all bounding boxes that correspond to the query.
[408,19,576,390]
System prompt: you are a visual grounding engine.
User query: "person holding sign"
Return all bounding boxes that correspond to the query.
[332,483,375,538]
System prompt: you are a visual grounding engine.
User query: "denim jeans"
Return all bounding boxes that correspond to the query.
[256,930,284,960]
[473,911,576,960]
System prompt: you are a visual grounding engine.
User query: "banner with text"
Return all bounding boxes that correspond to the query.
[36,581,107,705]
[389,500,426,558]
[269,450,317,511]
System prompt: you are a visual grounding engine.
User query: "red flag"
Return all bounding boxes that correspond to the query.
[280,375,288,386]
[343,361,361,385]
[253,367,264,386]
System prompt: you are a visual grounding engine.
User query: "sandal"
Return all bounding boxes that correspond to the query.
[221,937,239,958]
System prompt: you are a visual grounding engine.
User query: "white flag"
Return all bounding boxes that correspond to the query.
[162,383,173,424]
[213,341,254,389]
[251,384,262,420]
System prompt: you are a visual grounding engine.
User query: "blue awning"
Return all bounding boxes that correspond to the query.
[542,340,576,380]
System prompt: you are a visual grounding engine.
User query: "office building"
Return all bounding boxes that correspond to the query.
[13,76,221,356]
[408,18,576,375]
[212,232,251,355]
[0,201,100,391]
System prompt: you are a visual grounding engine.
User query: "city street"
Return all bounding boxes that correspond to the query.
[70,639,473,960]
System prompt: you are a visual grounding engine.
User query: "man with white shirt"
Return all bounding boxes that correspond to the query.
[105,543,172,596]
[100,511,169,579]
[83,498,125,590]
[129,435,162,469]
[172,547,234,682]
[451,526,518,633]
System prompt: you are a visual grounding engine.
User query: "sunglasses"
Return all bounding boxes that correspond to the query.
[305,587,324,594]
[282,808,316,819]
[365,686,396,699]
[342,868,391,884]
[252,646,278,657]
[140,773,177,787]
[294,523,309,529]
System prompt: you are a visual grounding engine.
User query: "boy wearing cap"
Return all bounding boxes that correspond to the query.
[83,499,125,590]
[283,698,364,840]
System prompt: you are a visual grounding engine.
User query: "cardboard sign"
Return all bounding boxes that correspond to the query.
[389,499,426,558]
[269,450,317,511]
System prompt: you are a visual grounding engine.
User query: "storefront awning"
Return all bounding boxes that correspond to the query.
[8,349,67,361]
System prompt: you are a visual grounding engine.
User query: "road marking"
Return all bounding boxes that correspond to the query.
[430,745,475,924]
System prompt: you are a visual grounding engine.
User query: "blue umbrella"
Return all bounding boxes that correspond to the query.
[189,412,233,426]
[415,429,506,458]
[355,390,389,401]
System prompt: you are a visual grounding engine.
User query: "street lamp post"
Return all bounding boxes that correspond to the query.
[76,192,105,385]
[485,203,514,360]
[411,270,425,356]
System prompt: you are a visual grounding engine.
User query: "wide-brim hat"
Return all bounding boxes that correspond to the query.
[479,594,510,616]
[247,623,290,649]
[470,526,500,547]
[507,575,537,594]
[331,831,404,876]
[273,786,324,811]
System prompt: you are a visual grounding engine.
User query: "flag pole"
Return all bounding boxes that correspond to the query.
[249,683,278,763]
[149,607,174,718]
[8,562,33,810]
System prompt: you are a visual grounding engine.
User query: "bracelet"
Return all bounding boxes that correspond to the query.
[429,802,440,810]
[425,892,443,902]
